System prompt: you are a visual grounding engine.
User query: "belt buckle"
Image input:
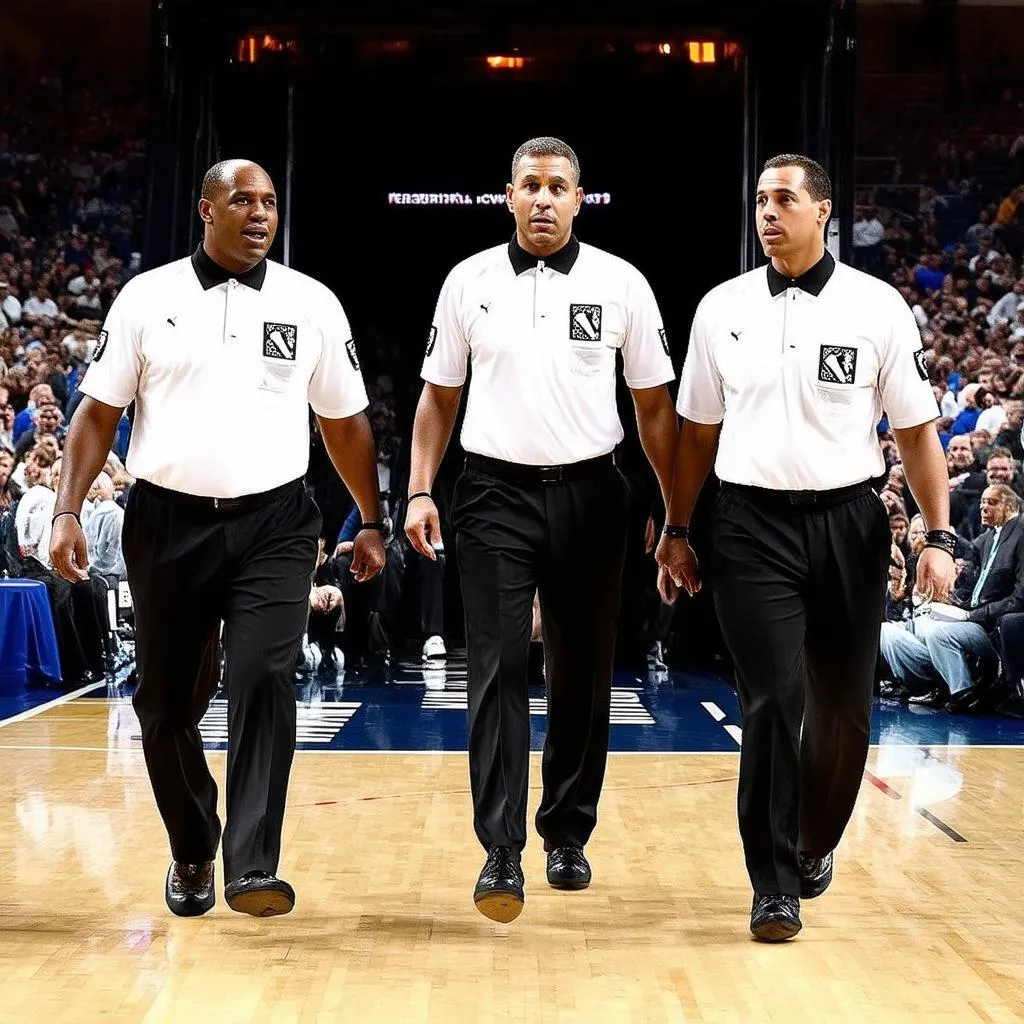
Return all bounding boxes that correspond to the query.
[539,465,564,483]
[788,490,817,507]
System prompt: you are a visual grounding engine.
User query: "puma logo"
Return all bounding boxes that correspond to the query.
[166,317,177,327]
[730,329,742,341]
[480,303,490,313]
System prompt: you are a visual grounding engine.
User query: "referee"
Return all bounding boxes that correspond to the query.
[50,159,386,918]
[404,137,678,923]
[657,154,957,941]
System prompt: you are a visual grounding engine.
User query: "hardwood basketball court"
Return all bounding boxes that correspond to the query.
[1,660,1023,1023]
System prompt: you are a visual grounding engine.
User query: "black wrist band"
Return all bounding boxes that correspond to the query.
[663,524,689,539]
[358,522,386,533]
[924,529,957,557]
[408,492,432,503]
[51,511,80,526]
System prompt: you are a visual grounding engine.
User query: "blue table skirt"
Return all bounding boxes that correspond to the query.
[0,578,62,693]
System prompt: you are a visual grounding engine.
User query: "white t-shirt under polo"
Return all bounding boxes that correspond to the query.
[422,235,674,466]
[677,251,938,491]
[78,247,368,498]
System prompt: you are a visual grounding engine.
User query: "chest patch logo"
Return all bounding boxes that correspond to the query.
[818,345,857,385]
[569,304,602,342]
[263,322,297,361]
[426,325,438,357]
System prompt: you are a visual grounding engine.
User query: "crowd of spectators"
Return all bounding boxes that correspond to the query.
[4,48,1024,711]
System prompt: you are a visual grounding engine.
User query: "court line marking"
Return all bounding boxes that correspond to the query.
[0,681,107,730]
[701,701,726,722]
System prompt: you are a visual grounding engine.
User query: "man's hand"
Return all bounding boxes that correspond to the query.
[405,495,442,560]
[350,529,386,582]
[644,516,656,554]
[915,547,957,603]
[50,515,89,582]
[654,534,701,603]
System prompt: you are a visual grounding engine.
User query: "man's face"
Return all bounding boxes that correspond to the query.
[986,456,1014,486]
[506,155,582,255]
[890,517,909,545]
[198,164,278,269]
[908,517,926,554]
[947,436,974,471]
[36,407,60,434]
[0,452,12,487]
[755,166,831,262]
[981,487,1013,528]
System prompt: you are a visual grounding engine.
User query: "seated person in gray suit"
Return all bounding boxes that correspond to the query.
[879,483,1024,704]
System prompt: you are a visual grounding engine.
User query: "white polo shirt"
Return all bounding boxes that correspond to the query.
[677,251,938,491]
[422,235,674,465]
[78,246,368,497]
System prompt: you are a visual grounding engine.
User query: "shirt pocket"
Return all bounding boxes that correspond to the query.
[569,301,623,378]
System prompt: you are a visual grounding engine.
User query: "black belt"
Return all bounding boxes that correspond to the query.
[465,452,615,485]
[134,477,303,512]
[721,480,873,510]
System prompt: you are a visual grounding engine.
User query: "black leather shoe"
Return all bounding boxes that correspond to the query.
[878,680,911,700]
[546,846,591,890]
[907,687,950,710]
[165,861,215,917]
[798,850,833,899]
[473,846,525,923]
[224,871,295,917]
[750,893,801,942]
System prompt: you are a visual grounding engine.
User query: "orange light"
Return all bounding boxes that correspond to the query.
[249,35,256,63]
[485,55,525,69]
[687,41,716,64]
[657,42,672,56]
[723,42,740,58]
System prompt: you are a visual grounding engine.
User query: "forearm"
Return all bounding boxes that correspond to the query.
[316,412,381,523]
[408,383,462,494]
[666,419,721,526]
[54,398,122,516]
[893,424,951,531]
[633,387,679,509]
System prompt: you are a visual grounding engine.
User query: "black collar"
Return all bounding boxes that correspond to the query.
[508,233,580,275]
[766,249,835,297]
[191,243,267,291]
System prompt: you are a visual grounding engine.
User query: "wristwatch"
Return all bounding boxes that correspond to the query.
[663,524,689,539]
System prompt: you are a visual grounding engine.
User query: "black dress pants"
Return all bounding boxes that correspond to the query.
[708,482,889,896]
[122,479,320,879]
[453,453,629,853]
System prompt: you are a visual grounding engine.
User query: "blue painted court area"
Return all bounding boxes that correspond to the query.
[42,650,1024,752]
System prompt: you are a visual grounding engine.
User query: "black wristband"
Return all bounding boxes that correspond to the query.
[924,529,957,557]
[663,524,689,539]
[358,522,387,534]
[407,492,432,503]
[51,511,80,527]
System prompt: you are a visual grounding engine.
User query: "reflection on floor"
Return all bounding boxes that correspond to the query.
[5,648,1011,752]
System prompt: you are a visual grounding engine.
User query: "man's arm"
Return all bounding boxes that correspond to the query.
[404,382,463,559]
[50,396,124,581]
[315,411,382,524]
[892,423,951,531]
[893,421,957,600]
[666,419,722,527]
[654,418,722,601]
[316,410,386,582]
[630,385,678,510]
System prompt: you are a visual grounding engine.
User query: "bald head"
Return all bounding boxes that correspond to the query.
[92,471,115,502]
[197,159,278,272]
[201,159,270,202]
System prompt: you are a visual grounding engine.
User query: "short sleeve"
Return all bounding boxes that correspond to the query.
[77,280,143,409]
[878,290,939,429]
[622,271,675,389]
[307,289,369,419]
[676,298,725,424]
[421,269,469,387]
